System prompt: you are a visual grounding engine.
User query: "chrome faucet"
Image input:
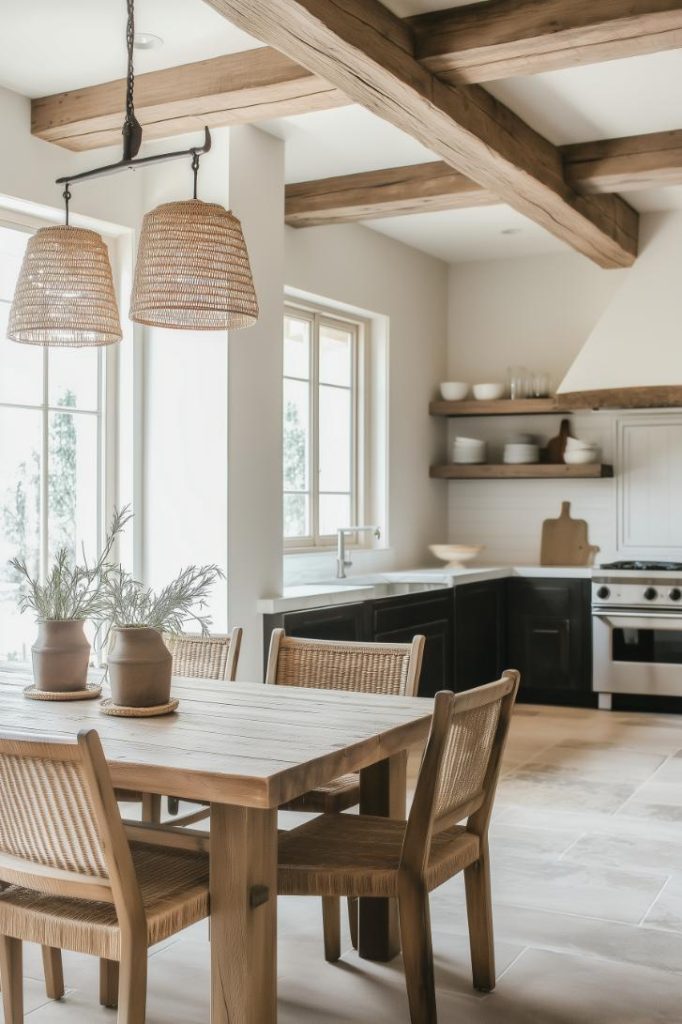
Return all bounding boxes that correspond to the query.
[336,525,381,579]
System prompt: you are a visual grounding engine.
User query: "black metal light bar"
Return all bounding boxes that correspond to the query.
[56,126,212,187]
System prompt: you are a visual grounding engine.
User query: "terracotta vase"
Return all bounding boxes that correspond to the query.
[108,627,172,707]
[32,619,91,692]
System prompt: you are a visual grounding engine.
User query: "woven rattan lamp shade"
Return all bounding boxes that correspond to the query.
[8,225,122,347]
[129,199,258,330]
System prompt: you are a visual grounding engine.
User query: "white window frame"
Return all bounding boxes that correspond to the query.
[0,214,117,579]
[283,299,369,552]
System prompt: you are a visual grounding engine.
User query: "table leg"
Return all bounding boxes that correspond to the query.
[358,750,407,962]
[210,804,278,1024]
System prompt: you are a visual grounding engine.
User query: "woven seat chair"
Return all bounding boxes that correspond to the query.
[0,728,210,1024]
[278,671,520,1023]
[115,627,243,822]
[265,628,425,960]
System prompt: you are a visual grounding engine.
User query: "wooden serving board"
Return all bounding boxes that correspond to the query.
[541,501,599,567]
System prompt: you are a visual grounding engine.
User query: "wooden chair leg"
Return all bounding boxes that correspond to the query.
[347,897,358,950]
[398,880,436,1024]
[117,941,147,1024]
[141,793,162,823]
[41,946,64,1000]
[464,846,496,992]
[100,957,119,1008]
[322,896,341,963]
[0,936,23,1024]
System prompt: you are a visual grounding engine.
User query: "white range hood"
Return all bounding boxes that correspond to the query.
[557,212,682,408]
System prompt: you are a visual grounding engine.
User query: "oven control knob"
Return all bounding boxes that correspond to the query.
[596,586,610,600]
[670,588,682,601]
[644,587,658,601]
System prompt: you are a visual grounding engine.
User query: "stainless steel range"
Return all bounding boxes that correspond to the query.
[592,561,682,709]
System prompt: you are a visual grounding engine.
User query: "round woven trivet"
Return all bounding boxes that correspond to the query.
[24,683,102,701]
[100,697,179,718]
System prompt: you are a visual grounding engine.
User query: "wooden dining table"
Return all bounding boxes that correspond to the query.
[0,668,433,1024]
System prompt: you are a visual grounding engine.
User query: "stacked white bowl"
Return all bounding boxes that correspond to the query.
[452,435,486,464]
[564,436,598,464]
[503,441,539,464]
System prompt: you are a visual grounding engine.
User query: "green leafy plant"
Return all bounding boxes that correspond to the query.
[101,563,224,635]
[9,506,132,622]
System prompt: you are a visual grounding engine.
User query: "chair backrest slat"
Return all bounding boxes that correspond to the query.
[401,671,519,878]
[165,627,242,682]
[265,630,424,697]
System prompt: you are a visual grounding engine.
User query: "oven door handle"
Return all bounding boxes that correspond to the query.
[594,611,682,630]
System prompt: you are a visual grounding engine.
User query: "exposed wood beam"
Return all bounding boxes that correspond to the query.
[285,162,495,226]
[203,0,637,268]
[31,47,348,152]
[32,1,682,151]
[410,0,682,84]
[285,129,682,225]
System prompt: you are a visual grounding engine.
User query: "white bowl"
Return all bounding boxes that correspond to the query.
[430,544,484,569]
[503,444,539,464]
[453,435,485,447]
[564,448,598,465]
[564,436,595,451]
[473,382,505,401]
[452,450,486,464]
[440,381,469,401]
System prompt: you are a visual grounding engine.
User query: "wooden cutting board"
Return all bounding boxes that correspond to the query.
[541,501,600,567]
[545,418,572,463]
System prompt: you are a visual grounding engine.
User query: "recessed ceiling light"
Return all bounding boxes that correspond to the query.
[501,228,522,236]
[134,32,164,50]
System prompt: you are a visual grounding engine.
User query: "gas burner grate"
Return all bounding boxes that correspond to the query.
[600,561,682,572]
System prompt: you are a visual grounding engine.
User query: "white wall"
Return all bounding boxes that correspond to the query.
[284,222,449,582]
[446,250,630,564]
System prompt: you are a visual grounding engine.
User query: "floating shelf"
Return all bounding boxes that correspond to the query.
[429,398,572,417]
[430,463,614,480]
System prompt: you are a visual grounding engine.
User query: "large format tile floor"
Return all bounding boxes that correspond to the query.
[7,703,682,1023]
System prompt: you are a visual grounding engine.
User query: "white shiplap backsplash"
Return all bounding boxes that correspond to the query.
[446,412,618,565]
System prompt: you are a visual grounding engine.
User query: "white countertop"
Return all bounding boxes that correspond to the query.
[257,565,592,614]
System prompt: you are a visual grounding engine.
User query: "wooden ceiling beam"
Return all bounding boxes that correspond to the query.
[285,129,682,225]
[410,0,682,84]
[203,0,637,268]
[31,47,348,152]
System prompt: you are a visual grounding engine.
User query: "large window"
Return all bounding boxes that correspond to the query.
[283,303,365,548]
[0,221,107,661]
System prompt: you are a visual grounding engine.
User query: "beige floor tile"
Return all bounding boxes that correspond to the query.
[0,976,53,1020]
[521,740,666,783]
[642,875,682,934]
[498,764,638,814]
[563,830,682,877]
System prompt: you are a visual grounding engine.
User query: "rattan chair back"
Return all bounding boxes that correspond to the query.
[401,672,519,878]
[265,630,424,697]
[0,730,142,915]
[164,627,243,681]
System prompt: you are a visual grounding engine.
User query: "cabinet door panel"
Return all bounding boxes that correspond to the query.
[373,619,452,698]
[453,580,505,691]
[367,590,454,698]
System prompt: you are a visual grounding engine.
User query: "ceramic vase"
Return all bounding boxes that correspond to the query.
[108,626,172,707]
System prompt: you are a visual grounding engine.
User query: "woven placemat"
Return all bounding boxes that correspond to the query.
[100,697,179,718]
[24,683,102,701]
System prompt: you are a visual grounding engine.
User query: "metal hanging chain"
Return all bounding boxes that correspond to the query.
[122,0,142,161]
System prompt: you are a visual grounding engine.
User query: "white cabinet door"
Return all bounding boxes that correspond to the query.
[618,414,682,558]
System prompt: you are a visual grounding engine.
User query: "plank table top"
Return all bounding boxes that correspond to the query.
[0,670,433,809]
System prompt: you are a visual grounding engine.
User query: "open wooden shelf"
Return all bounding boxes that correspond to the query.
[430,463,614,480]
[429,398,572,417]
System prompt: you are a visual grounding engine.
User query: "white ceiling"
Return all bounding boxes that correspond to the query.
[3,1,682,262]
[0,0,259,97]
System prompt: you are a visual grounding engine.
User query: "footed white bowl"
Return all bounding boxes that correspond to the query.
[473,382,505,401]
[440,381,469,401]
[429,544,484,569]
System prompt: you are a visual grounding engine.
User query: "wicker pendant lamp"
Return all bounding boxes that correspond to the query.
[130,188,258,331]
[8,224,122,347]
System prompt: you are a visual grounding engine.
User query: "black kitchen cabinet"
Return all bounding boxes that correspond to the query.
[263,602,365,668]
[453,578,506,691]
[365,589,454,697]
[506,578,593,705]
